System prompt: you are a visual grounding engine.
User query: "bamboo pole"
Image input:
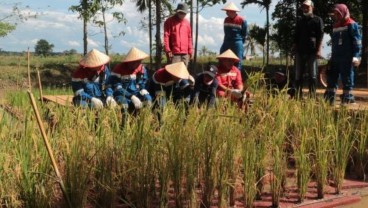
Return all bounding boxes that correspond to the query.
[27,91,72,208]
[27,47,32,91]
[37,69,44,105]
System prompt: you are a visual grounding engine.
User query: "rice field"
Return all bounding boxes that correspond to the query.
[1,71,368,207]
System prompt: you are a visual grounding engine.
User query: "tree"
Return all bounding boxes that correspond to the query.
[247,24,266,64]
[190,0,226,67]
[0,22,15,37]
[70,0,100,55]
[35,39,54,56]
[241,0,272,65]
[92,0,125,55]
[0,2,37,37]
[135,0,154,68]
[271,0,295,67]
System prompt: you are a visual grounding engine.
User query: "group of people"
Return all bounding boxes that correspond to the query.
[71,0,363,116]
[71,1,249,114]
[293,1,361,105]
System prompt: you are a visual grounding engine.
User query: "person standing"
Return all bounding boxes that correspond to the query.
[293,0,324,99]
[324,4,362,105]
[163,3,193,67]
[220,2,247,72]
[71,49,115,109]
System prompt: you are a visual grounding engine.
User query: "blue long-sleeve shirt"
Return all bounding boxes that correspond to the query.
[105,63,149,98]
[71,65,110,100]
[331,22,361,61]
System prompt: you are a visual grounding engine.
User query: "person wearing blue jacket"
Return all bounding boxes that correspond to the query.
[324,4,362,105]
[220,2,247,72]
[71,49,115,109]
[105,47,152,113]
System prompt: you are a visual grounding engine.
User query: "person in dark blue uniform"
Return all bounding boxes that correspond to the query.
[71,49,114,109]
[324,4,362,105]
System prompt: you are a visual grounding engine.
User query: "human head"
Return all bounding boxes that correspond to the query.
[331,4,350,23]
[164,62,190,81]
[216,49,239,71]
[302,0,314,16]
[274,71,287,84]
[122,47,148,69]
[222,2,239,18]
[203,65,218,85]
[79,49,110,72]
[175,3,189,20]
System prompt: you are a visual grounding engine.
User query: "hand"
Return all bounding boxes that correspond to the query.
[230,89,243,99]
[131,95,143,109]
[106,96,117,108]
[188,75,195,86]
[91,97,104,109]
[352,57,361,67]
[140,89,150,96]
[166,51,173,61]
[164,80,175,86]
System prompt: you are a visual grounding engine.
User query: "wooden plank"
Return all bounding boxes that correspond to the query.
[42,95,73,107]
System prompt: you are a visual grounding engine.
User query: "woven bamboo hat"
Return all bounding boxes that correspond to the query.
[165,62,190,79]
[123,47,149,63]
[222,2,240,12]
[79,49,110,68]
[216,49,240,62]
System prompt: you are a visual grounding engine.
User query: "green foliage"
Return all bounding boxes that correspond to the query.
[271,0,295,57]
[34,39,54,57]
[0,22,16,37]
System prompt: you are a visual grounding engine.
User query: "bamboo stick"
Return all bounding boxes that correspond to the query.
[27,47,32,91]
[27,91,72,208]
[37,69,44,105]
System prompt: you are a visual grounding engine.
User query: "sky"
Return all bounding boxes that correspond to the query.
[0,0,330,57]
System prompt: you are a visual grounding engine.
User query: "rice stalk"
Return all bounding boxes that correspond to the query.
[331,109,355,194]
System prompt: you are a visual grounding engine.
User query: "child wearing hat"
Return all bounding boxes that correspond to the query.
[105,47,152,112]
[220,2,247,71]
[163,3,193,67]
[216,49,250,108]
[150,62,193,108]
[190,64,218,108]
[72,49,114,109]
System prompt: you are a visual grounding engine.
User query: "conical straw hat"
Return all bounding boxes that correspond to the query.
[222,2,240,12]
[216,49,240,61]
[79,49,110,68]
[123,47,149,63]
[165,62,190,79]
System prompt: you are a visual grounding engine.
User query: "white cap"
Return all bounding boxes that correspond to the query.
[302,0,314,7]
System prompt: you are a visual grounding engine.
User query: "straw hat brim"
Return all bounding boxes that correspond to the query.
[79,49,110,68]
[165,62,190,79]
[221,3,240,12]
[123,47,149,63]
[216,49,240,62]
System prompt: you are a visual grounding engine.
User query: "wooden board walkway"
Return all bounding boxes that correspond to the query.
[42,95,73,107]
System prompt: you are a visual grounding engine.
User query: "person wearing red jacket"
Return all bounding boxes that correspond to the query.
[163,3,193,67]
[216,49,250,109]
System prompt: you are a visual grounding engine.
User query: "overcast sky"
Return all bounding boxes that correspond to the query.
[0,0,330,57]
